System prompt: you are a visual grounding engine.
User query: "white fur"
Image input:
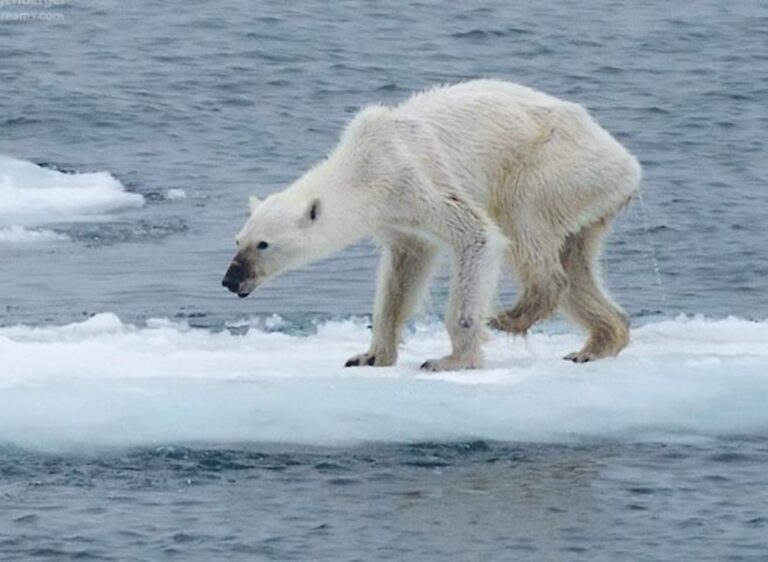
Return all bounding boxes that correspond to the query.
[227,79,641,370]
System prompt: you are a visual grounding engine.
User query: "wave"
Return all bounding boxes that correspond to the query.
[1,314,767,450]
[0,154,144,231]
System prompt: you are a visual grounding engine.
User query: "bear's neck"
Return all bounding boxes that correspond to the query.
[290,160,375,257]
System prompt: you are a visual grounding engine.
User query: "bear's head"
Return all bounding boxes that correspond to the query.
[222,193,322,298]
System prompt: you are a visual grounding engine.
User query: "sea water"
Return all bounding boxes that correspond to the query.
[1,0,767,559]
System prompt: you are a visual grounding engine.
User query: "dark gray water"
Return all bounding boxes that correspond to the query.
[3,440,768,561]
[1,0,766,327]
[1,0,767,560]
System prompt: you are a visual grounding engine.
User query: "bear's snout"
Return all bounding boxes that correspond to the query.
[222,260,248,295]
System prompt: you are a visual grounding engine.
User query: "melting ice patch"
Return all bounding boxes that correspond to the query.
[0,154,144,227]
[165,188,187,200]
[1,314,767,450]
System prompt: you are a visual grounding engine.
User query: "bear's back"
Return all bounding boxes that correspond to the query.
[386,81,575,196]
[392,79,585,162]
[396,79,565,123]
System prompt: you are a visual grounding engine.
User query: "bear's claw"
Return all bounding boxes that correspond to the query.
[344,356,375,367]
[564,351,594,363]
[344,352,394,368]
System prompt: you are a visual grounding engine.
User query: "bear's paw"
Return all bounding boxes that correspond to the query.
[344,351,396,368]
[420,354,481,372]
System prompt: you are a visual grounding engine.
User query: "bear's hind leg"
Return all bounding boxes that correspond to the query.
[345,236,438,368]
[490,235,569,335]
[489,265,569,334]
[560,218,629,363]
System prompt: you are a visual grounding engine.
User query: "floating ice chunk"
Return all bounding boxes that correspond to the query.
[165,188,187,200]
[0,154,144,225]
[0,314,767,450]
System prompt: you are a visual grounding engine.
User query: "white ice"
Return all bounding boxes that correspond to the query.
[165,188,187,200]
[0,154,144,230]
[1,313,767,450]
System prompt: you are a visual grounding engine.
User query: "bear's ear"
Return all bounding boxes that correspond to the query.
[307,199,320,223]
[248,195,262,214]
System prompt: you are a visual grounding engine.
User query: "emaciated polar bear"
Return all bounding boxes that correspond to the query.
[223,80,641,371]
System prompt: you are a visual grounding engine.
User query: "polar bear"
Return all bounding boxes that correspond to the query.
[222,79,641,371]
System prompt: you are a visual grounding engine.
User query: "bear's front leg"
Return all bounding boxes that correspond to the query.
[345,236,438,368]
[421,223,505,372]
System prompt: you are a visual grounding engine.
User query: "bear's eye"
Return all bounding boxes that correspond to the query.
[257,241,269,250]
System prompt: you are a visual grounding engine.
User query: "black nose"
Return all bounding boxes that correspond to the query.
[222,276,239,292]
[222,260,247,293]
